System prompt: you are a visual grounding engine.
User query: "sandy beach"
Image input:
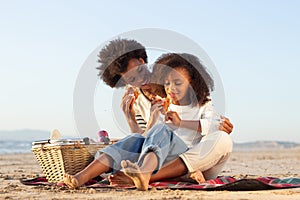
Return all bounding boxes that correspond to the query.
[0,147,300,200]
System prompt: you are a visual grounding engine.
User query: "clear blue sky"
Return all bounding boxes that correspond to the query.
[1,0,300,142]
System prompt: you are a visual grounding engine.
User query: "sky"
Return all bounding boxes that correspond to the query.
[0,0,300,143]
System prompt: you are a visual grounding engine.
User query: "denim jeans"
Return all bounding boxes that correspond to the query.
[96,123,188,173]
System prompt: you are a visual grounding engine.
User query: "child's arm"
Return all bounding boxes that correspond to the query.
[143,99,165,135]
[165,111,202,132]
[198,102,233,135]
[165,102,234,134]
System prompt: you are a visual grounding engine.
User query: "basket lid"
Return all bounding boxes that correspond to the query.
[31,137,115,148]
[32,138,84,146]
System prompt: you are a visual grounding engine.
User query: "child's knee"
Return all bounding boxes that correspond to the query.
[214,131,233,154]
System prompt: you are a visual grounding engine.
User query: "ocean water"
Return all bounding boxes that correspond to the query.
[0,140,32,154]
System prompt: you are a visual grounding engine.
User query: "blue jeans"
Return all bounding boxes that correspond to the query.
[96,123,188,173]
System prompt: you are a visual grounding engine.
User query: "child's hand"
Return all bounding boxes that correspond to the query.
[149,99,164,122]
[151,96,169,115]
[219,116,234,134]
[165,111,181,127]
[144,99,164,132]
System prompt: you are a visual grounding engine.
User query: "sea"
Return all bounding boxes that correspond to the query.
[0,140,32,154]
[1,140,299,154]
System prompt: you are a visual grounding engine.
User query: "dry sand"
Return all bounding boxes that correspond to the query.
[0,147,300,200]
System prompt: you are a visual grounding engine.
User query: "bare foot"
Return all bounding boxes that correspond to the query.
[63,173,80,189]
[108,171,134,186]
[121,160,150,191]
[190,170,206,184]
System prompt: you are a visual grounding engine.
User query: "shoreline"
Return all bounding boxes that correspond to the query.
[0,148,299,199]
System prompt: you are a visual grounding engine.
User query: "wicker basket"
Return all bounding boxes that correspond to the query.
[32,140,108,183]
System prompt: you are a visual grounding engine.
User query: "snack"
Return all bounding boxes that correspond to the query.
[134,90,139,99]
[163,98,171,112]
[126,85,139,99]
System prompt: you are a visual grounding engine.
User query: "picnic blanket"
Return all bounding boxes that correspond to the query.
[20,176,300,191]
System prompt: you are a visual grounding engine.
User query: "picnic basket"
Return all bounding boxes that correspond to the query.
[32,139,109,183]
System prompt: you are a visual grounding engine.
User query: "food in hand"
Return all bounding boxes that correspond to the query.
[163,98,171,112]
[134,90,139,99]
[126,85,139,99]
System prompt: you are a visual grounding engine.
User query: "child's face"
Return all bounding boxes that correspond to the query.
[121,58,151,89]
[164,67,191,105]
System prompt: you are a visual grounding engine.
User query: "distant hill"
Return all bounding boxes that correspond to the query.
[233,141,300,151]
[1,130,300,151]
[0,129,50,141]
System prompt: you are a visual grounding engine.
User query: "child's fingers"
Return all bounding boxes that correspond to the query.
[219,121,233,134]
[154,104,163,111]
[220,116,234,129]
[165,114,171,122]
[151,99,163,106]
[151,103,163,113]
[165,111,175,121]
[166,111,174,115]
[165,112,170,121]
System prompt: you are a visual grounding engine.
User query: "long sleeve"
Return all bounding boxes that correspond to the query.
[199,101,220,136]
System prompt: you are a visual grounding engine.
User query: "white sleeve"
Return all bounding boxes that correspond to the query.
[199,101,219,136]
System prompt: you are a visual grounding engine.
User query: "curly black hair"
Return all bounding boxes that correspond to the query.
[152,53,214,106]
[96,38,148,88]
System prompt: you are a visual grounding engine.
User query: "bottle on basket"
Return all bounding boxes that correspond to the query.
[50,129,62,140]
[98,130,110,144]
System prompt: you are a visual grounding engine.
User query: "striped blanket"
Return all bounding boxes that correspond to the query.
[20,176,300,191]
